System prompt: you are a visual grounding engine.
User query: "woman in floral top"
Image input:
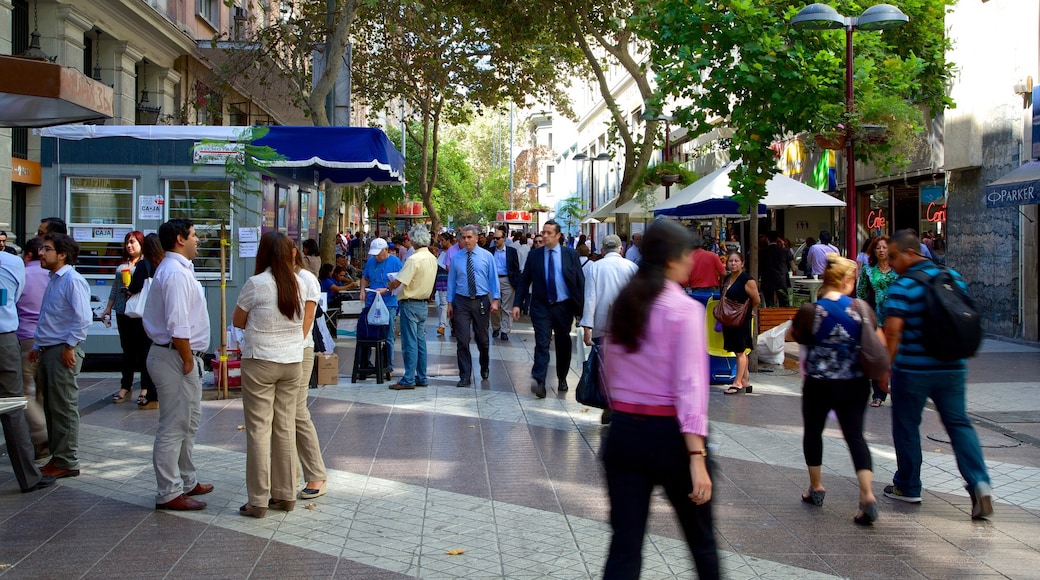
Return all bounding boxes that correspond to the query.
[856,235,898,407]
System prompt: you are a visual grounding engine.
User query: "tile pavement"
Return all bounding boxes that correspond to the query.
[1,315,1039,579]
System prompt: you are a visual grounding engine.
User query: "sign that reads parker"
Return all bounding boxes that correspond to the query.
[985,160,1040,208]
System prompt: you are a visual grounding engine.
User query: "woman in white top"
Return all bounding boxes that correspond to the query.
[233,232,313,518]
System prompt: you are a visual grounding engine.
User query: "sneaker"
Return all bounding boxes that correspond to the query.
[968,482,994,520]
[883,485,922,503]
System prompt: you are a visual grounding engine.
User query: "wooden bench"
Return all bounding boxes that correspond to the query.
[757,307,799,334]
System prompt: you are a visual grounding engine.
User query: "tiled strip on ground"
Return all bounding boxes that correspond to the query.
[24,424,839,580]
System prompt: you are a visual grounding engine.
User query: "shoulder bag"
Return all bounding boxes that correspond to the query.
[713,276,749,328]
[576,343,609,409]
[855,298,890,380]
[124,278,152,319]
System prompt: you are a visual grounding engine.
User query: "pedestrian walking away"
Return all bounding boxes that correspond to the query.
[447,225,500,387]
[882,229,993,519]
[490,228,521,341]
[142,219,214,511]
[788,253,881,525]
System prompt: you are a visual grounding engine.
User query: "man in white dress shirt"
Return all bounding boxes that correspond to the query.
[143,219,213,511]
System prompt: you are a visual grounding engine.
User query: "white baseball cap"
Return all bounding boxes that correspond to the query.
[368,238,388,255]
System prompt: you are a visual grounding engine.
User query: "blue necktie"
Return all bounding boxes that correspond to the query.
[467,251,477,297]
[547,248,558,303]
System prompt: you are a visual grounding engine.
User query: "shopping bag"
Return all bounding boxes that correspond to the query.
[367,291,390,326]
[576,343,608,409]
[124,278,152,319]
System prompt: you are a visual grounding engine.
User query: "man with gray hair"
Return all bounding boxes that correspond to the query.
[387,225,438,390]
[447,225,500,387]
[580,234,637,423]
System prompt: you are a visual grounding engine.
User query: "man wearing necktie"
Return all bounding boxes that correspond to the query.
[447,225,500,387]
[513,220,585,398]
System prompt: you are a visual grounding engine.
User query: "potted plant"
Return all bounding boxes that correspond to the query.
[642,160,697,187]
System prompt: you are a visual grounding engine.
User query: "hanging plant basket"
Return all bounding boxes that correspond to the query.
[814,133,845,150]
[660,173,682,186]
[859,124,891,145]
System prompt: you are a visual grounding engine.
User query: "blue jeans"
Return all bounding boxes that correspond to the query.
[398,300,428,385]
[891,369,990,497]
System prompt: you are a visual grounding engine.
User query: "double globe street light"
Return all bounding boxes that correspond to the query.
[791,3,909,256]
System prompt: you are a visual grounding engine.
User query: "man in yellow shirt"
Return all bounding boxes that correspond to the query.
[387,225,438,390]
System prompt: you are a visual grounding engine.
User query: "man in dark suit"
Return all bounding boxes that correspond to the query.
[759,230,792,307]
[491,229,521,341]
[513,220,585,398]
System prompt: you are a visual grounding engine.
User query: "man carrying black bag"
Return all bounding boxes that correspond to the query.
[578,235,637,424]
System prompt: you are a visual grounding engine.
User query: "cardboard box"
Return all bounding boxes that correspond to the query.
[315,353,339,385]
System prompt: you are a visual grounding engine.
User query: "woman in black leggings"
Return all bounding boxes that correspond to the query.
[788,253,880,525]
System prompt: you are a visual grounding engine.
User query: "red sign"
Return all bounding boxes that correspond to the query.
[866,208,887,230]
[376,201,425,217]
[496,210,533,222]
[926,202,947,223]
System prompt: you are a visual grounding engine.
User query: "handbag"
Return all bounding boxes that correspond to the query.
[576,343,609,409]
[124,278,152,319]
[855,299,890,380]
[713,276,749,328]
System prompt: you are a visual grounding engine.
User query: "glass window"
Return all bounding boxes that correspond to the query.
[166,179,233,279]
[67,177,135,279]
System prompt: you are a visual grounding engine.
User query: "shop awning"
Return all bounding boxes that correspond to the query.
[38,125,404,186]
[655,161,843,218]
[586,196,619,222]
[0,54,113,127]
[985,160,1040,208]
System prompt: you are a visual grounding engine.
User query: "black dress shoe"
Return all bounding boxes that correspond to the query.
[456,379,471,388]
[500,333,508,340]
[558,378,569,392]
[481,368,489,380]
[21,476,56,493]
[492,329,500,338]
[531,379,546,399]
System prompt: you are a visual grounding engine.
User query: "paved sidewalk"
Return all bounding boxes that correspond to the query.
[2,312,1039,579]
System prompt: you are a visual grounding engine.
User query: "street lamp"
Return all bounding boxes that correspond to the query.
[573,151,612,236]
[641,110,674,199]
[791,3,908,256]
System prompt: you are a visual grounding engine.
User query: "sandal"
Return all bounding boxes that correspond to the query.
[854,501,878,525]
[870,398,883,408]
[801,488,826,506]
[112,389,132,403]
[137,391,149,406]
[723,386,747,395]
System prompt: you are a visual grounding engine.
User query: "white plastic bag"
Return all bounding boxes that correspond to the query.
[756,320,791,365]
[124,278,151,319]
[367,290,390,326]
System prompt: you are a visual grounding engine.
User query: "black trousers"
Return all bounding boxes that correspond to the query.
[802,375,872,471]
[531,302,573,383]
[603,412,720,580]
[452,296,490,380]
[116,313,156,401]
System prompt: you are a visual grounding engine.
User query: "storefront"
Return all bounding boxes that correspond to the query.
[38,125,403,356]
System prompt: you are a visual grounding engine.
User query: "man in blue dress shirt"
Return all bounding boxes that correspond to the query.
[447,225,500,387]
[29,233,92,480]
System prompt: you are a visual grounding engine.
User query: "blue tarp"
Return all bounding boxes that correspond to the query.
[655,199,767,218]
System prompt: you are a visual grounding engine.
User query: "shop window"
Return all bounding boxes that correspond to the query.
[166,180,233,280]
[67,177,136,279]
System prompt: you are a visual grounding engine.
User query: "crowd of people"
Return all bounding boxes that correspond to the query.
[0,214,989,578]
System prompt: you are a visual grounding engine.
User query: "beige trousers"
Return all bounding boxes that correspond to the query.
[295,347,327,483]
[241,357,301,507]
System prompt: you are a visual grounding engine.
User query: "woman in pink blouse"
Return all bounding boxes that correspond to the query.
[603,220,719,579]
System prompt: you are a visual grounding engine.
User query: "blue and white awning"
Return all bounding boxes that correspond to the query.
[986,161,1040,208]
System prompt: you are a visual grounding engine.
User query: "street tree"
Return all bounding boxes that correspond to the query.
[352,0,573,233]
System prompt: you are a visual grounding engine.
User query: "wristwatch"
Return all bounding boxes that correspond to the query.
[63,343,77,351]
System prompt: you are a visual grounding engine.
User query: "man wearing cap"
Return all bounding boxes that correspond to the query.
[360,238,402,378]
[447,225,500,387]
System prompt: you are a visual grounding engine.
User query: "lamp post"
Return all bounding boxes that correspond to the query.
[524,182,548,230]
[573,152,612,238]
[792,3,908,256]
[641,111,674,199]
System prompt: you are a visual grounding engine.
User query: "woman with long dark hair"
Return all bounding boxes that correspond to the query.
[720,250,760,394]
[602,219,719,579]
[102,230,145,404]
[233,231,310,518]
[789,254,880,525]
[126,234,164,409]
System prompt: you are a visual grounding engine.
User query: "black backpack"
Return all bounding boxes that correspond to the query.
[904,267,982,361]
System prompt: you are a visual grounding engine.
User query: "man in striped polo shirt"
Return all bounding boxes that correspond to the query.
[882,229,992,519]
